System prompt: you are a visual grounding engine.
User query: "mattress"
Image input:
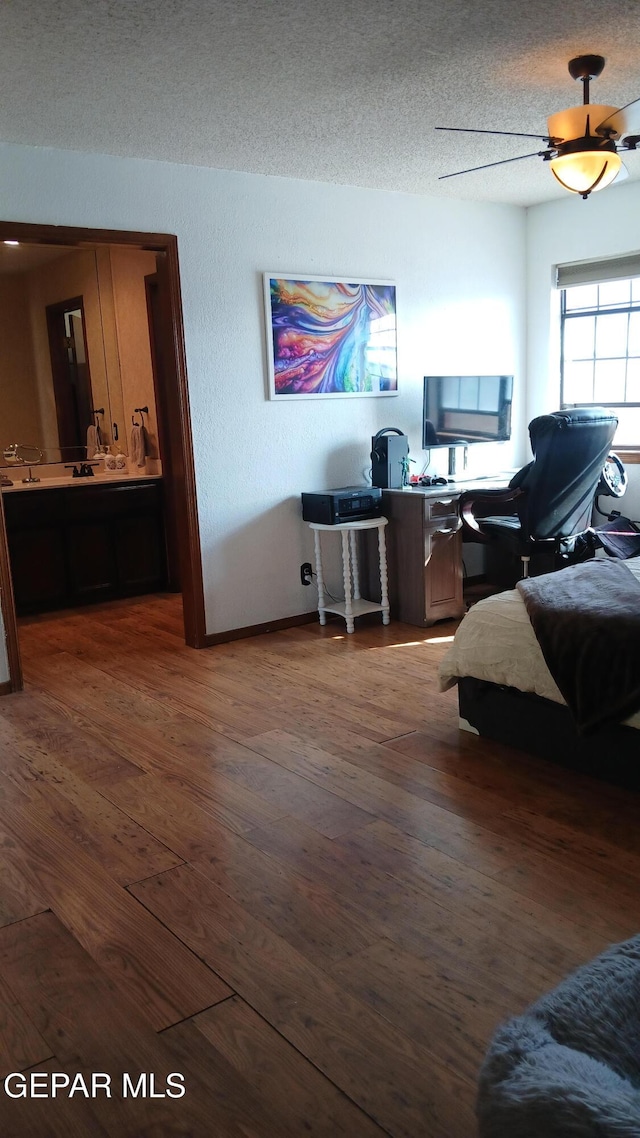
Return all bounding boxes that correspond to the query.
[438,556,640,730]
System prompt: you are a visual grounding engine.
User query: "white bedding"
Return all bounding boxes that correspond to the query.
[438,556,640,730]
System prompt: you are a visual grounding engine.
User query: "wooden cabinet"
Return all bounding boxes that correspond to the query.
[3,479,167,615]
[379,488,465,626]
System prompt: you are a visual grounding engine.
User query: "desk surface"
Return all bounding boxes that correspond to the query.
[383,475,514,499]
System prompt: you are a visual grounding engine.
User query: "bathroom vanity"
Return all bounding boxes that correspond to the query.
[2,475,167,615]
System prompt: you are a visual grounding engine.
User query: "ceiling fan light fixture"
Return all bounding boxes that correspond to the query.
[549,143,621,198]
[547,103,622,198]
[437,55,639,200]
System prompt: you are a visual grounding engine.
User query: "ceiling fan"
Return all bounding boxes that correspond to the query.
[437,55,640,199]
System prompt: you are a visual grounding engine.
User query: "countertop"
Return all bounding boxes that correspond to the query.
[1,472,162,492]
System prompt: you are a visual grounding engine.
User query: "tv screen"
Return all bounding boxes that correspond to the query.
[423,375,513,449]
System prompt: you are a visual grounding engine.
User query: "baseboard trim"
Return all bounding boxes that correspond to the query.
[203,610,318,647]
[0,680,13,697]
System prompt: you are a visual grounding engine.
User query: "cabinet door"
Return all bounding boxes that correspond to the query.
[8,527,67,614]
[114,512,166,592]
[424,526,464,622]
[66,520,118,600]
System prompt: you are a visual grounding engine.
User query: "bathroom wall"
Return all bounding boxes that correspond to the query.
[109,247,161,471]
[26,249,112,451]
[0,246,159,466]
[0,275,41,447]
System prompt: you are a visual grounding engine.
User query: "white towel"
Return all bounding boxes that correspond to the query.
[86,424,98,458]
[130,424,147,468]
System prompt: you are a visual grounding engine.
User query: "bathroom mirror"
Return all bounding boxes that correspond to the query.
[0,243,126,465]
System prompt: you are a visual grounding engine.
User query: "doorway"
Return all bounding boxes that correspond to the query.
[0,221,207,694]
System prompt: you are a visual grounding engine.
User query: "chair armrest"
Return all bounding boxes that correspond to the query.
[458,486,524,543]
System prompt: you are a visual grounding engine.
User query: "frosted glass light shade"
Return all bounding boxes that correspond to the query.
[549,150,622,195]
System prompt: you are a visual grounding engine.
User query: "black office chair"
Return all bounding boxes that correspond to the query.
[459,407,621,586]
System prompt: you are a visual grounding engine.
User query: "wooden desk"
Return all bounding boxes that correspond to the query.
[379,487,463,626]
[376,479,511,627]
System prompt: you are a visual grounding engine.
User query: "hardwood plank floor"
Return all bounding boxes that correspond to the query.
[0,593,639,1135]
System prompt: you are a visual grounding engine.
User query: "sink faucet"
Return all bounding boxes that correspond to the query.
[65,462,97,478]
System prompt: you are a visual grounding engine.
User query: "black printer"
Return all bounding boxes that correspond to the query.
[301,486,382,525]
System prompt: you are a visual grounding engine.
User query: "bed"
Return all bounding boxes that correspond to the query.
[438,556,640,789]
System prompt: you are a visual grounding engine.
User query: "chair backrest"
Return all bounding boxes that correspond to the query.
[517,408,618,539]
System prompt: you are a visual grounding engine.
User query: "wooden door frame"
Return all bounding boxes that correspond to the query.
[0,221,207,693]
[0,488,22,692]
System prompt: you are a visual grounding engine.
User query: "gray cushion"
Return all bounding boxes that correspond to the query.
[477,935,640,1136]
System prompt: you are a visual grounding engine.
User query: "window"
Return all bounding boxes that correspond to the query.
[558,256,640,451]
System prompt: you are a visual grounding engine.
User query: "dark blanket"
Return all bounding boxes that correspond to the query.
[517,559,640,734]
[595,516,640,559]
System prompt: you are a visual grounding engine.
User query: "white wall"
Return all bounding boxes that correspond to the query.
[527,178,640,522]
[0,142,526,648]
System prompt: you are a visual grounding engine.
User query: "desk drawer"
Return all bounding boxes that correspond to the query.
[425,497,459,524]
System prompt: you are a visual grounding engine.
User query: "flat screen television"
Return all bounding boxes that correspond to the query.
[423,375,513,449]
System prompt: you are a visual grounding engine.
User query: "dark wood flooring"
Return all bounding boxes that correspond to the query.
[0,594,638,1136]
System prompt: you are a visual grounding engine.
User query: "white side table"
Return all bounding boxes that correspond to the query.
[308,517,390,634]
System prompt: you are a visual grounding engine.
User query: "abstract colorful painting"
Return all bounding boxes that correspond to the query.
[264,274,398,398]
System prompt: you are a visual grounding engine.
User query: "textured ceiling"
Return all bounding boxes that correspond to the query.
[1,0,640,206]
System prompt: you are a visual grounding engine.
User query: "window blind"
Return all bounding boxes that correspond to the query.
[555,253,640,289]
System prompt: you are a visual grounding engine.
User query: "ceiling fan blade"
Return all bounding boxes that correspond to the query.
[596,97,640,139]
[438,150,549,180]
[436,126,554,142]
[615,162,629,182]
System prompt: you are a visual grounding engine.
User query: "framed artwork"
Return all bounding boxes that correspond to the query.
[263,274,398,399]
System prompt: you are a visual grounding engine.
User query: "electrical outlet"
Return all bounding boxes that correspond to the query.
[300,562,313,586]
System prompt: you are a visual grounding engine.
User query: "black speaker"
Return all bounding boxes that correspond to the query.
[371,428,409,489]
